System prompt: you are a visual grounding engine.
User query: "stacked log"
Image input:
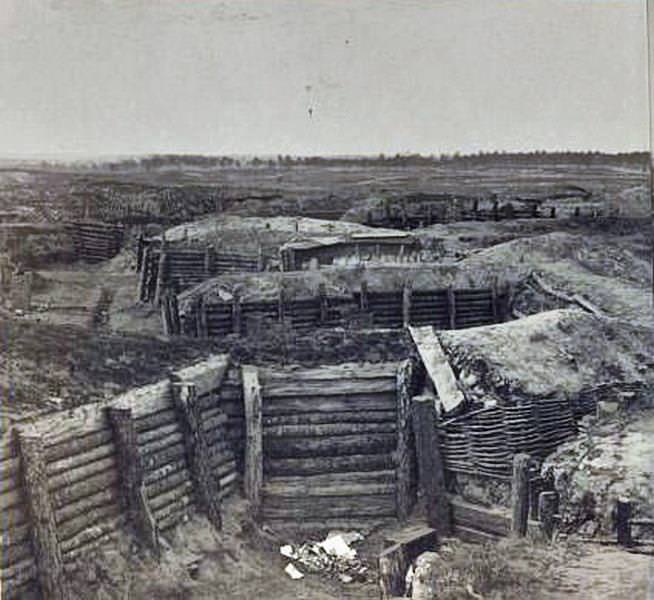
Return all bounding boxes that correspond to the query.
[286,298,321,332]
[205,303,234,337]
[1,441,39,598]
[258,362,400,530]
[453,289,495,328]
[368,291,404,328]
[410,290,449,327]
[66,221,124,263]
[219,367,246,475]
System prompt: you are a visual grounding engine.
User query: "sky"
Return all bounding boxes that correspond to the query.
[0,0,650,157]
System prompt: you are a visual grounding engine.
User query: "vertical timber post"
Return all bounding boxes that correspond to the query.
[242,365,263,522]
[402,283,412,328]
[411,395,451,536]
[232,293,242,335]
[15,425,70,600]
[137,245,150,302]
[318,283,328,324]
[538,491,558,540]
[171,380,222,530]
[511,453,531,537]
[395,359,415,521]
[107,406,160,556]
[616,498,633,547]
[447,286,456,329]
[154,236,167,306]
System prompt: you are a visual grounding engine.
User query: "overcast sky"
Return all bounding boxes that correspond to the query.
[0,0,650,157]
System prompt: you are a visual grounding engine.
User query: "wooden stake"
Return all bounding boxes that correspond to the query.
[171,381,222,530]
[402,283,412,328]
[616,498,633,547]
[154,240,167,306]
[538,491,558,540]
[242,366,263,522]
[232,294,242,335]
[395,360,415,521]
[447,286,456,329]
[511,453,531,537]
[107,407,160,556]
[378,543,408,598]
[15,426,70,600]
[412,395,451,536]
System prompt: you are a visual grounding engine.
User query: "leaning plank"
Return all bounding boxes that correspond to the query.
[15,425,71,599]
[409,325,465,413]
[242,365,263,521]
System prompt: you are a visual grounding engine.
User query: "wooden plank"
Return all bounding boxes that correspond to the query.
[264,433,396,458]
[263,421,396,438]
[46,428,114,463]
[242,365,263,522]
[50,469,118,511]
[263,378,396,397]
[378,542,408,599]
[107,407,160,556]
[264,480,394,498]
[265,453,395,477]
[262,410,396,426]
[47,442,115,477]
[260,362,399,382]
[262,494,396,519]
[56,501,121,544]
[450,496,510,536]
[262,393,396,416]
[511,453,530,537]
[15,425,70,599]
[395,360,414,521]
[409,325,465,414]
[412,395,451,535]
[49,455,117,492]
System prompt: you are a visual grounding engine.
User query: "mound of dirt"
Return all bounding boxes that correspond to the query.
[439,309,654,400]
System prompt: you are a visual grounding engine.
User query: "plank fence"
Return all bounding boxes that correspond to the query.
[0,355,237,600]
[173,286,506,338]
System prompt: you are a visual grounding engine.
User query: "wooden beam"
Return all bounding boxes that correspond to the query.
[137,245,150,302]
[616,498,633,547]
[538,491,558,540]
[171,381,222,530]
[153,238,167,306]
[408,326,465,414]
[232,294,242,335]
[318,283,327,323]
[510,453,530,537]
[242,365,263,522]
[378,543,408,598]
[402,284,411,328]
[412,395,451,536]
[15,426,71,600]
[447,286,456,329]
[107,407,160,556]
[395,360,414,521]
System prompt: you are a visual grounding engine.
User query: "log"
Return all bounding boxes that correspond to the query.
[171,381,222,531]
[144,459,188,486]
[49,455,117,492]
[47,442,115,477]
[50,469,118,511]
[263,378,396,397]
[242,365,263,522]
[265,453,395,477]
[262,410,396,427]
[1,536,33,570]
[538,491,558,540]
[107,407,159,556]
[395,360,414,521]
[56,501,121,544]
[402,284,412,328]
[148,480,194,512]
[264,433,396,458]
[0,556,38,594]
[15,426,70,599]
[260,362,399,382]
[140,442,187,472]
[145,468,192,501]
[135,408,179,433]
[262,494,396,519]
[60,515,124,557]
[378,542,408,598]
[263,421,396,438]
[46,428,114,463]
[616,498,633,547]
[412,396,451,535]
[262,393,396,416]
[510,453,531,537]
[140,430,185,458]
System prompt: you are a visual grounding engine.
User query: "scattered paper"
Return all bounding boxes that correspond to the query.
[284,563,304,580]
[317,534,356,560]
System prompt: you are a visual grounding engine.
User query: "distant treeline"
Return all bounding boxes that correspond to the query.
[29,150,651,172]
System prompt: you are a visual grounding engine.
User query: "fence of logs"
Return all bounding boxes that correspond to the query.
[241,360,417,531]
[137,239,268,303]
[64,220,125,263]
[169,285,506,338]
[0,355,236,600]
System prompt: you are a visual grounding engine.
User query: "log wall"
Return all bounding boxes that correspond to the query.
[65,221,125,263]
[0,354,235,599]
[182,287,503,338]
[256,361,414,530]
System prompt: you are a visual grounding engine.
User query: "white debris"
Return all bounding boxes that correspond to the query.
[279,545,295,559]
[284,563,304,580]
[317,534,356,560]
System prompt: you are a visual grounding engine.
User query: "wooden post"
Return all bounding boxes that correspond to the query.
[232,293,242,335]
[402,283,412,328]
[278,282,285,323]
[491,280,499,323]
[204,244,213,277]
[616,498,633,546]
[317,283,328,324]
[107,407,160,556]
[395,360,415,521]
[137,245,151,302]
[198,296,209,338]
[15,426,70,600]
[378,543,408,598]
[171,381,222,530]
[411,396,451,536]
[242,365,263,522]
[170,292,181,335]
[161,291,172,337]
[360,280,369,311]
[136,233,145,272]
[257,243,265,272]
[447,286,456,329]
[511,453,531,537]
[154,238,167,306]
[538,491,558,540]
